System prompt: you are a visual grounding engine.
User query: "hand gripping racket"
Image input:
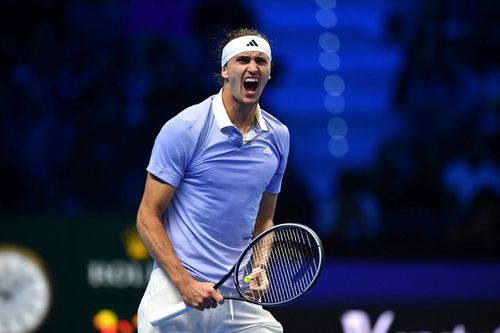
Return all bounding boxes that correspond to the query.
[150,223,324,327]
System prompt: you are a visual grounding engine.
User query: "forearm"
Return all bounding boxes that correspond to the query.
[136,212,192,288]
[251,192,279,267]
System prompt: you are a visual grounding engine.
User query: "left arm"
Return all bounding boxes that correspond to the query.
[252,191,278,239]
[246,192,278,298]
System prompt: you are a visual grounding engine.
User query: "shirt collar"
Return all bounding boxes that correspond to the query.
[212,89,268,131]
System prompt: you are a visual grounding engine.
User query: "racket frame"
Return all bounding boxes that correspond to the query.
[229,223,325,306]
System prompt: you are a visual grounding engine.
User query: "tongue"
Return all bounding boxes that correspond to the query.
[244,81,258,91]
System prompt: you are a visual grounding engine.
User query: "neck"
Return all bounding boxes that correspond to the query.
[221,87,257,135]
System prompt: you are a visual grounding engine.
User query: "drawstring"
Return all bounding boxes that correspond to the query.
[229,299,234,321]
[221,287,236,321]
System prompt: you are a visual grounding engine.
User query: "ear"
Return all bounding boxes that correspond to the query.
[221,66,229,79]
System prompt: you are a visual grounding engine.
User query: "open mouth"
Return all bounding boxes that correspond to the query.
[243,77,259,91]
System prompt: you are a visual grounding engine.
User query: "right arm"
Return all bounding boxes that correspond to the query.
[136,173,224,310]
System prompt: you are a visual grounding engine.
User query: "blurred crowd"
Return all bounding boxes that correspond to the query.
[329,0,500,257]
[1,0,498,257]
[0,0,253,213]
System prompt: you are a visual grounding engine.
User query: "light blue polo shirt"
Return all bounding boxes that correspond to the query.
[147,89,290,288]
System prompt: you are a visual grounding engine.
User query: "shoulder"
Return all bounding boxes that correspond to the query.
[157,95,215,141]
[260,108,290,139]
[174,95,214,126]
[260,109,290,159]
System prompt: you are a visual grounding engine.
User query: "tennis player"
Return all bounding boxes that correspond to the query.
[136,28,289,332]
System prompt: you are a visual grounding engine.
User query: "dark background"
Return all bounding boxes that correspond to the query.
[1,0,499,332]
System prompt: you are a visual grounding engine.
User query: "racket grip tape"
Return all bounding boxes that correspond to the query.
[150,302,192,327]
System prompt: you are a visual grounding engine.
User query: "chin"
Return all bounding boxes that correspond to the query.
[241,97,260,105]
[242,90,262,101]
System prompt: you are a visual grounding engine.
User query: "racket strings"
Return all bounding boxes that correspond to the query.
[237,226,322,304]
[266,228,320,302]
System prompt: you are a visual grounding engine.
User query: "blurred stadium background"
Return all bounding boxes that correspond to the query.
[1,0,499,332]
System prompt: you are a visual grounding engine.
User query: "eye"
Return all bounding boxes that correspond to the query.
[236,57,250,64]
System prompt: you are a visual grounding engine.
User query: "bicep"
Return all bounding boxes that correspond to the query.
[139,173,176,219]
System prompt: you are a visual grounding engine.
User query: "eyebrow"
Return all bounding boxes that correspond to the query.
[235,55,268,63]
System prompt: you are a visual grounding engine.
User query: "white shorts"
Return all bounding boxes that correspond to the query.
[138,268,283,333]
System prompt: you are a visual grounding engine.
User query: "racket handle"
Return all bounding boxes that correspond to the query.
[150,302,192,327]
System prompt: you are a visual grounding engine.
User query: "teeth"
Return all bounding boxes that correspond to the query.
[245,78,259,83]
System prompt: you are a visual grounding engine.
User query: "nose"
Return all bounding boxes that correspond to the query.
[247,60,259,73]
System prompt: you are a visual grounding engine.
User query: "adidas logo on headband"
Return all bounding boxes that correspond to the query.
[221,36,271,67]
[246,39,259,47]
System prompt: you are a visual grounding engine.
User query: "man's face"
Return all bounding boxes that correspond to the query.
[221,51,271,106]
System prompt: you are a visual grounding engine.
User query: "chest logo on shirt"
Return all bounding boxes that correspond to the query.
[262,146,273,156]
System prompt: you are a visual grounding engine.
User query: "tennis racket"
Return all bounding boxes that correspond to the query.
[150,223,324,327]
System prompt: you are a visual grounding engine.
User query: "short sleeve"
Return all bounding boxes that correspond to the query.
[146,117,196,187]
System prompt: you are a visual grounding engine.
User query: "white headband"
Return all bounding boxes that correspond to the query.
[221,35,272,68]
